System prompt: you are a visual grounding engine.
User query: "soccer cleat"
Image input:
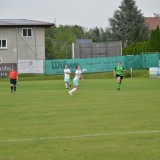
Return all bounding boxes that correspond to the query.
[68,91,72,95]
[118,88,120,90]
[69,83,72,88]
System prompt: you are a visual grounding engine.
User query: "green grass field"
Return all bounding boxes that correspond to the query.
[0,77,160,160]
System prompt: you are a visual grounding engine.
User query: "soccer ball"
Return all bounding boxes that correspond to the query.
[82,69,87,73]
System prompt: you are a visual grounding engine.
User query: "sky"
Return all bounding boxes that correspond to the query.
[0,0,160,29]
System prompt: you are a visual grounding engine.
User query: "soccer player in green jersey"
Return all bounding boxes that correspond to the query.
[113,61,125,90]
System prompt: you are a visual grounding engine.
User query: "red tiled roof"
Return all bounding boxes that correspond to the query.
[145,17,160,30]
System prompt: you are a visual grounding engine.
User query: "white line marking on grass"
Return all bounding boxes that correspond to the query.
[0,130,160,143]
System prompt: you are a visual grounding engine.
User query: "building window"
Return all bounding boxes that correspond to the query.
[0,39,7,49]
[22,28,32,37]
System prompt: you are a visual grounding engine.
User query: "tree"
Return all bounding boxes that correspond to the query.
[148,30,156,52]
[102,27,114,42]
[71,25,85,39]
[45,26,57,59]
[45,25,117,59]
[84,27,111,42]
[45,25,76,59]
[148,26,160,53]
[154,26,160,52]
[109,0,149,47]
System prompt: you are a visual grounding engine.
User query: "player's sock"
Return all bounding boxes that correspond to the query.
[11,86,13,92]
[117,83,121,89]
[65,83,68,89]
[14,86,16,92]
[119,83,121,89]
[70,88,76,93]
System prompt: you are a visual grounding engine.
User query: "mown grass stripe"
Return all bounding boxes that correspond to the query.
[0,130,160,143]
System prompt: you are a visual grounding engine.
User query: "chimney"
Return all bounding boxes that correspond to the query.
[154,13,160,17]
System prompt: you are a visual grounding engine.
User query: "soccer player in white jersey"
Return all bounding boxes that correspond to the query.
[79,69,83,80]
[68,65,82,95]
[64,65,71,89]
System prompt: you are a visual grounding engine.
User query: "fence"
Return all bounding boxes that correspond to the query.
[45,54,160,75]
[73,41,122,59]
[45,56,124,75]
[1,53,159,77]
[124,53,160,70]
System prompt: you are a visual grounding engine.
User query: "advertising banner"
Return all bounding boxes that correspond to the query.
[157,67,160,76]
[0,63,17,78]
[18,60,44,74]
[149,67,160,78]
[45,57,125,75]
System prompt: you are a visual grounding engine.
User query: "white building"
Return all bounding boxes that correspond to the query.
[0,19,54,63]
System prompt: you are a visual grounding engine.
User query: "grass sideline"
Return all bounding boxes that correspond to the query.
[1,69,149,81]
[0,78,160,160]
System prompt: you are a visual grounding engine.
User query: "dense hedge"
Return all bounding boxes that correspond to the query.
[123,26,160,55]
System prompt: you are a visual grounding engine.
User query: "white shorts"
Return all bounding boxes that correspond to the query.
[64,77,70,82]
[73,79,79,86]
